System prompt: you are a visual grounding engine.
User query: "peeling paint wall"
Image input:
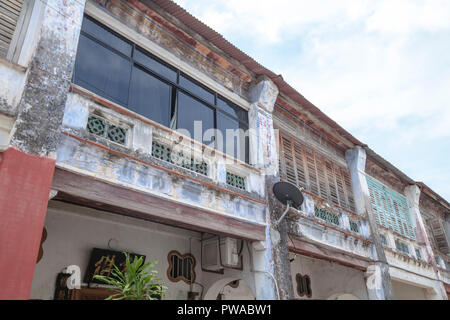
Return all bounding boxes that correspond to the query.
[58,91,267,225]
[0,59,27,117]
[10,0,86,157]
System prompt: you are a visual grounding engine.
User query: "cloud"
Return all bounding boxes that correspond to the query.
[174,0,450,199]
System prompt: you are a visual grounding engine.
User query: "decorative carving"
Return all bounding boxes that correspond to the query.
[36,227,47,263]
[167,250,196,284]
[296,273,312,298]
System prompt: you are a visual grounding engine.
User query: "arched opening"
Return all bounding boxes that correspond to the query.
[204,277,255,300]
[328,293,360,300]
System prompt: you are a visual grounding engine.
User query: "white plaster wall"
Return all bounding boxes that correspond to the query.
[0,60,27,114]
[0,115,14,148]
[289,253,369,300]
[30,201,255,300]
[392,280,427,300]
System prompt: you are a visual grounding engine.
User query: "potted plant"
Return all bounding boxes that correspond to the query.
[93,252,168,300]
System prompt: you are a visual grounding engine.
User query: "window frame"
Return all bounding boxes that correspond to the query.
[166,250,196,284]
[365,174,416,240]
[278,129,356,212]
[1,0,35,63]
[73,15,250,163]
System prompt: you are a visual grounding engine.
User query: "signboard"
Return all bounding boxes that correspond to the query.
[84,248,146,284]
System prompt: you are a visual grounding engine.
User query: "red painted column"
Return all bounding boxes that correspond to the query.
[0,148,55,299]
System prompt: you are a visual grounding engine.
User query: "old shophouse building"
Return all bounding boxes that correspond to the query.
[0,0,448,300]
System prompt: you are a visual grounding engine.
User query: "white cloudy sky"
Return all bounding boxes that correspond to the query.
[174,0,450,201]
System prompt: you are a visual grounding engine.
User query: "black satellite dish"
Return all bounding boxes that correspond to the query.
[273,181,304,209]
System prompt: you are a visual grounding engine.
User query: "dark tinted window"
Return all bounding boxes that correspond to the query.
[217,112,248,162]
[74,16,250,163]
[81,17,132,56]
[217,98,248,122]
[134,48,177,83]
[179,75,215,104]
[177,92,214,145]
[129,66,172,127]
[74,34,131,105]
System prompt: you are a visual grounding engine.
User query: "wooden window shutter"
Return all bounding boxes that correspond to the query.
[324,160,339,206]
[293,140,308,189]
[278,130,356,212]
[280,134,297,186]
[315,156,328,201]
[305,148,319,196]
[342,170,356,211]
[366,175,416,239]
[0,0,24,59]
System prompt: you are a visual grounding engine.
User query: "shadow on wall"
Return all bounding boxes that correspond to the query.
[327,293,360,300]
[204,277,255,300]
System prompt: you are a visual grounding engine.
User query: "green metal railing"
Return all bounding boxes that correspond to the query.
[314,207,340,226]
[349,221,359,233]
[151,141,208,176]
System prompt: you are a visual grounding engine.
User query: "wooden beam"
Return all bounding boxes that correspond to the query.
[51,168,266,241]
[289,236,371,271]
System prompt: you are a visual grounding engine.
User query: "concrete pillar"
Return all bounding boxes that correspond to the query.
[0,0,85,299]
[345,146,395,300]
[404,185,448,300]
[248,76,294,300]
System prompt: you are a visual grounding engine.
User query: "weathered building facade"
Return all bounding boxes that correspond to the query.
[0,0,448,300]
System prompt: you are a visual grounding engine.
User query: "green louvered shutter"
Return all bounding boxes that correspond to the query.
[366,175,416,240]
[0,0,24,58]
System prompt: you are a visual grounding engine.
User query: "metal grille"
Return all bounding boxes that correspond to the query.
[107,125,126,144]
[0,0,24,58]
[226,172,246,190]
[87,115,127,145]
[349,221,359,233]
[366,175,416,240]
[314,207,340,226]
[151,141,208,176]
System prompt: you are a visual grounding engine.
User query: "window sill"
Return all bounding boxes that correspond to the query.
[0,55,27,73]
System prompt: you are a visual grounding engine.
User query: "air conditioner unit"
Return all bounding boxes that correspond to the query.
[202,237,240,270]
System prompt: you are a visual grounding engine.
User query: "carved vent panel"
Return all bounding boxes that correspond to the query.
[349,221,359,233]
[296,274,312,298]
[151,141,208,176]
[314,207,340,226]
[226,172,246,190]
[279,131,355,212]
[86,115,127,145]
[167,251,196,284]
[366,175,416,240]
